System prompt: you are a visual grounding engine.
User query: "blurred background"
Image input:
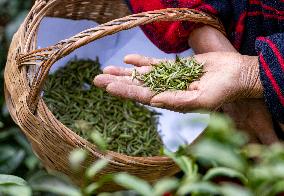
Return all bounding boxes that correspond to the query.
[0,0,32,125]
[0,0,41,180]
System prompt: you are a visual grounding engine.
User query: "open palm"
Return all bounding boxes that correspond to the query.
[94,53,262,112]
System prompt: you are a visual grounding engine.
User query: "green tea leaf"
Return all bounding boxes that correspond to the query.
[44,59,162,157]
[0,185,31,196]
[0,146,15,162]
[191,139,246,172]
[249,163,284,185]
[203,167,248,184]
[164,149,197,176]
[177,182,220,195]
[0,175,27,186]
[14,130,34,155]
[113,173,153,196]
[206,113,247,147]
[135,56,203,93]
[69,149,87,171]
[90,131,107,152]
[220,183,252,196]
[0,121,3,128]
[0,147,25,174]
[153,178,179,196]
[29,172,81,196]
[84,182,100,195]
[86,158,109,179]
[24,155,39,171]
[269,180,284,196]
[0,130,13,141]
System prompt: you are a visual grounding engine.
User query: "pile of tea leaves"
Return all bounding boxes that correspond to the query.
[134,56,204,93]
[43,59,163,157]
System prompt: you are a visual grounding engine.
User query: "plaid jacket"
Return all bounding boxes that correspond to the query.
[126,0,284,123]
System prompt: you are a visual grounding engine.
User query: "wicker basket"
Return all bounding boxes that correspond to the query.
[4,0,224,192]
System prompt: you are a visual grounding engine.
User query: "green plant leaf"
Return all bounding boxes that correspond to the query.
[203,167,248,184]
[13,130,34,155]
[191,139,246,172]
[84,182,100,195]
[86,158,109,179]
[220,183,252,196]
[24,155,39,171]
[205,114,247,147]
[98,192,135,196]
[97,193,113,196]
[0,146,15,162]
[242,144,264,158]
[177,182,220,195]
[0,128,21,142]
[0,185,31,196]
[153,178,179,196]
[0,146,25,174]
[29,172,81,196]
[269,180,284,196]
[249,163,284,184]
[164,149,197,176]
[113,173,153,196]
[90,131,108,152]
[0,130,13,141]
[69,148,87,171]
[262,144,284,163]
[0,175,27,186]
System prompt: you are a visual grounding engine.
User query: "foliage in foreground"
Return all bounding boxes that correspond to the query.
[1,114,284,196]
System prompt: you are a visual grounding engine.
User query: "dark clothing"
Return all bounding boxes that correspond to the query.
[126,0,284,123]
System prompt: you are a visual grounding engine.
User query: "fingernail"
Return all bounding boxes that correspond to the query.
[104,65,114,70]
[151,102,164,108]
[124,55,132,63]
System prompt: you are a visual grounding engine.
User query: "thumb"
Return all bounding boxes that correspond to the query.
[150,90,202,112]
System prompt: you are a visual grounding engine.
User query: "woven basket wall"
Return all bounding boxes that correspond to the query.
[4,0,224,192]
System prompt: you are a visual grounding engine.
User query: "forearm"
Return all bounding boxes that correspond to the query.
[188,25,237,54]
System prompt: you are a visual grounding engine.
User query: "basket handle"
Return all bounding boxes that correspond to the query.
[17,8,225,113]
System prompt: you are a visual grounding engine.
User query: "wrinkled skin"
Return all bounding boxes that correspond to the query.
[94,26,281,144]
[188,26,279,144]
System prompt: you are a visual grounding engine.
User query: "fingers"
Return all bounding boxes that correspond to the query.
[94,74,142,88]
[124,54,162,67]
[103,66,152,76]
[106,82,154,104]
[150,90,201,112]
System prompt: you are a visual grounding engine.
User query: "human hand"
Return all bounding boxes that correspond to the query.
[222,100,278,144]
[188,25,277,143]
[94,52,263,112]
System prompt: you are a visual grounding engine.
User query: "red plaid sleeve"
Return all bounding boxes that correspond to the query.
[126,0,232,53]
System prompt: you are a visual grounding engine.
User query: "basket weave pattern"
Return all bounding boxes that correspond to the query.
[4,0,224,191]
